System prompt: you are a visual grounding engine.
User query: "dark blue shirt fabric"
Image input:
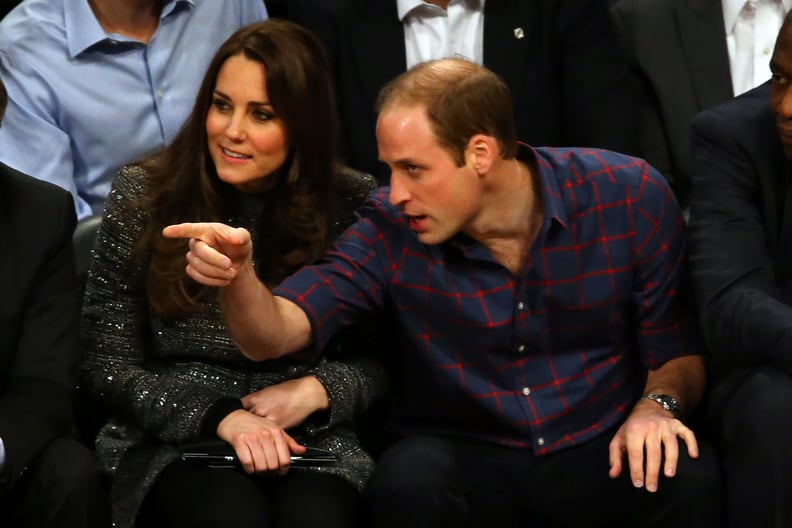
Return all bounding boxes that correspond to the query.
[274,144,702,455]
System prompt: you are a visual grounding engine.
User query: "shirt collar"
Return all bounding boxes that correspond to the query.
[722,0,792,33]
[396,0,482,21]
[65,0,194,58]
[446,143,566,256]
[397,0,427,21]
[522,143,567,230]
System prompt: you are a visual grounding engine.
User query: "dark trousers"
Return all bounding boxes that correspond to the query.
[709,365,792,528]
[5,436,111,527]
[138,459,364,528]
[368,431,723,528]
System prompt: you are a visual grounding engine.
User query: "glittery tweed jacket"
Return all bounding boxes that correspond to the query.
[79,164,386,528]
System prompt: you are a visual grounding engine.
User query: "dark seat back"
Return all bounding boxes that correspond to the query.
[72,214,102,290]
[72,214,104,445]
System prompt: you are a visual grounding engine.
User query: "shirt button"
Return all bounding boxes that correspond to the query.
[537,437,545,447]
[517,344,526,353]
[517,301,525,310]
[522,386,531,396]
[157,90,165,99]
[764,47,771,55]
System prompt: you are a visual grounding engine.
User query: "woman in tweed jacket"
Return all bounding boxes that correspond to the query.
[79,20,385,528]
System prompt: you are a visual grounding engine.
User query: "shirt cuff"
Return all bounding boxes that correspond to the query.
[200,398,244,438]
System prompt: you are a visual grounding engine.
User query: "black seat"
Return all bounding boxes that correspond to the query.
[71,214,104,446]
[72,214,102,290]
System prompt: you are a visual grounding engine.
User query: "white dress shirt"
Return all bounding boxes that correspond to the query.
[723,0,792,96]
[398,0,485,68]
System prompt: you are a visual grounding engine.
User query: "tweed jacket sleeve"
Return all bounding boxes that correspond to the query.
[79,166,241,443]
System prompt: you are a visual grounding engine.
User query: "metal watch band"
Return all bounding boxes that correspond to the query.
[641,393,682,420]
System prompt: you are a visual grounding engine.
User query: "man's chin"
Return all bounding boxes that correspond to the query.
[416,229,451,246]
[777,124,792,159]
[783,142,792,161]
[416,232,439,245]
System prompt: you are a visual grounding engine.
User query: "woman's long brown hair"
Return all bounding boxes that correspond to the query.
[135,20,338,319]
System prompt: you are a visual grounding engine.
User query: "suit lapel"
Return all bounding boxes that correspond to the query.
[776,161,792,299]
[482,0,535,93]
[676,0,734,109]
[350,2,405,110]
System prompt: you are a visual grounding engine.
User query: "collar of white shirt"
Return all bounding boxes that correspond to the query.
[723,0,792,34]
[396,0,482,22]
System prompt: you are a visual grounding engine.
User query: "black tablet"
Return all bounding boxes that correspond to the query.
[180,440,337,469]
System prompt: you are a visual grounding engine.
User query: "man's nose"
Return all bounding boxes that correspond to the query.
[389,172,410,206]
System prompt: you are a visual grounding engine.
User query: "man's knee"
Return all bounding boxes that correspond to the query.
[36,436,107,495]
[624,443,724,527]
[369,436,462,499]
[667,442,723,503]
[716,366,792,450]
[368,436,468,528]
[13,436,110,527]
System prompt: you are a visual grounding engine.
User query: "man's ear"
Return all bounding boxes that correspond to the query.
[465,134,498,174]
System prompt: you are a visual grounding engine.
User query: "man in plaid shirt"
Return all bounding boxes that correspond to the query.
[166,58,723,527]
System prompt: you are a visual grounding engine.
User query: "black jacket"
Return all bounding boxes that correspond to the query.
[0,163,80,496]
[295,0,638,183]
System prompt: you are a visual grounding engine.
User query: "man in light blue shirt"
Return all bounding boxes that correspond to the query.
[0,0,268,219]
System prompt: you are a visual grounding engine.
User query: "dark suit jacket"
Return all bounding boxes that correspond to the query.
[0,163,80,495]
[611,0,734,207]
[296,0,638,183]
[688,84,792,379]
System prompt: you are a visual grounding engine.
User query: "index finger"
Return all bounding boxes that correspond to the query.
[162,222,219,240]
[608,434,625,479]
[163,222,247,247]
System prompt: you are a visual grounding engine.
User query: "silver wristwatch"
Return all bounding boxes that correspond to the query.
[641,393,682,420]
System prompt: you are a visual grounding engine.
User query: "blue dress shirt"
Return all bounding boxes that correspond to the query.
[0,0,267,219]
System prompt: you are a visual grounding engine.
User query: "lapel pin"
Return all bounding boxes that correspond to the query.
[514,27,524,39]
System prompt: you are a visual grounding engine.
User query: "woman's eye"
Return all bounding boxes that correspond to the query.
[211,98,231,111]
[253,110,273,122]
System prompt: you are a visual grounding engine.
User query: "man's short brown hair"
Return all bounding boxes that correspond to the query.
[376,58,518,166]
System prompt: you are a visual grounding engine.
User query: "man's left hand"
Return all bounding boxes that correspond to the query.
[608,399,699,493]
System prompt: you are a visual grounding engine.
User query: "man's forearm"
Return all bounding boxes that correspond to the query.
[642,355,706,416]
[220,263,311,361]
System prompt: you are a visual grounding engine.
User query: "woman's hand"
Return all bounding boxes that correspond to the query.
[216,409,306,475]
